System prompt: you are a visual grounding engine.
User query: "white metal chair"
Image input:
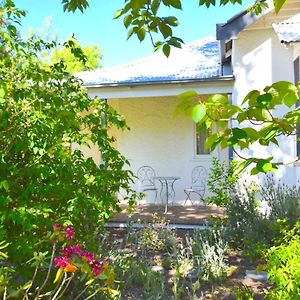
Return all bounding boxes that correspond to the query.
[136,166,158,202]
[184,166,207,205]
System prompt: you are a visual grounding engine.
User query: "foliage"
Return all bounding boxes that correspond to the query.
[232,283,254,300]
[260,175,300,227]
[138,214,177,251]
[190,227,228,282]
[62,0,286,56]
[177,82,300,174]
[62,0,295,175]
[267,222,300,300]
[0,2,135,262]
[1,225,118,299]
[207,158,239,207]
[206,160,285,257]
[49,37,102,73]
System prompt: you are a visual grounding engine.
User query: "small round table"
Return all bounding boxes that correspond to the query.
[153,176,180,213]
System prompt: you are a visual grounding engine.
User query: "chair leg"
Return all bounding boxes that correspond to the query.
[184,191,194,205]
[154,190,158,204]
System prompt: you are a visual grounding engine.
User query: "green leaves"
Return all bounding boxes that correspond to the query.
[274,0,288,13]
[62,0,89,13]
[270,81,299,108]
[159,23,172,39]
[0,5,136,265]
[162,44,171,57]
[192,103,206,123]
[199,0,216,8]
[137,28,146,41]
[114,0,183,57]
[175,80,300,176]
[256,159,273,173]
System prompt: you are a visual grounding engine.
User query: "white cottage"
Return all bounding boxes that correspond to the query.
[76,0,300,204]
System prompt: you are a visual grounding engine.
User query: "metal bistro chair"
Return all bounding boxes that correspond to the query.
[136,166,158,202]
[184,166,208,205]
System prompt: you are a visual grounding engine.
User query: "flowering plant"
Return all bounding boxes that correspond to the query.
[17,225,118,300]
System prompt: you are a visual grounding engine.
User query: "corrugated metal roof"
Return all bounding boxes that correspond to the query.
[273,14,300,43]
[75,36,222,87]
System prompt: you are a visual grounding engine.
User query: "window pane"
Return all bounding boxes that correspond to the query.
[196,126,210,155]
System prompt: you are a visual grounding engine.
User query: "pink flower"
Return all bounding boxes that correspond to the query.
[72,244,81,255]
[91,260,103,277]
[54,256,70,268]
[60,245,74,257]
[80,250,94,263]
[64,225,75,240]
[60,244,81,257]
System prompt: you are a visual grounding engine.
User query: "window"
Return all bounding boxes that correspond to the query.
[195,124,210,155]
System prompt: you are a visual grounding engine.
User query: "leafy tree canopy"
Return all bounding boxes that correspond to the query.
[49,37,102,73]
[0,1,135,261]
[61,0,286,56]
[175,82,300,174]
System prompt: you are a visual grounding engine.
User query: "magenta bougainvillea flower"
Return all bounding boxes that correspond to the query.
[81,250,95,263]
[64,225,75,240]
[53,226,107,278]
[91,259,104,276]
[60,244,81,257]
[54,256,71,268]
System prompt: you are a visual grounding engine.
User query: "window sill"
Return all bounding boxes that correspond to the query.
[190,155,213,162]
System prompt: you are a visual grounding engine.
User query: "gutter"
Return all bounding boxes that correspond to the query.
[83,75,235,89]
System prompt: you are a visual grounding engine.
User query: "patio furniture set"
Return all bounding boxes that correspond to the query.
[137,165,208,213]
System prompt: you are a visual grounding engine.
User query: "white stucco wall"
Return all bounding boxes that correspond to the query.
[232,27,299,184]
[108,96,228,204]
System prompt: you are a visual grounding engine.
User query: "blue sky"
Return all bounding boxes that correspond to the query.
[14,0,253,67]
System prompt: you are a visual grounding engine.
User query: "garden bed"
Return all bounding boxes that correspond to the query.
[101,224,270,299]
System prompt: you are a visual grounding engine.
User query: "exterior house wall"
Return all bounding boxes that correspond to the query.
[108,96,228,204]
[232,28,298,184]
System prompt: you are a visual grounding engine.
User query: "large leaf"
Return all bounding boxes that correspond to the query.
[192,103,206,123]
[256,159,272,173]
[271,81,299,108]
[242,90,260,105]
[162,44,170,57]
[177,90,198,101]
[208,94,228,104]
[274,0,288,13]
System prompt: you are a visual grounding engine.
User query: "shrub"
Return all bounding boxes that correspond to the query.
[207,158,238,207]
[190,227,228,282]
[207,159,284,257]
[0,2,135,261]
[1,225,118,299]
[261,175,300,227]
[267,222,300,300]
[138,214,177,252]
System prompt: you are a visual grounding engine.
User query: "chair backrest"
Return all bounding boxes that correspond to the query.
[137,166,156,188]
[191,165,207,193]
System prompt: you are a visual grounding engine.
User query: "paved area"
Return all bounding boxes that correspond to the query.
[109,204,224,225]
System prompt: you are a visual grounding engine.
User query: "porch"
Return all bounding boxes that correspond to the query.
[107,204,225,229]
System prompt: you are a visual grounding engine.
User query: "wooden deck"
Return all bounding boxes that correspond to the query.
[109,204,224,226]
